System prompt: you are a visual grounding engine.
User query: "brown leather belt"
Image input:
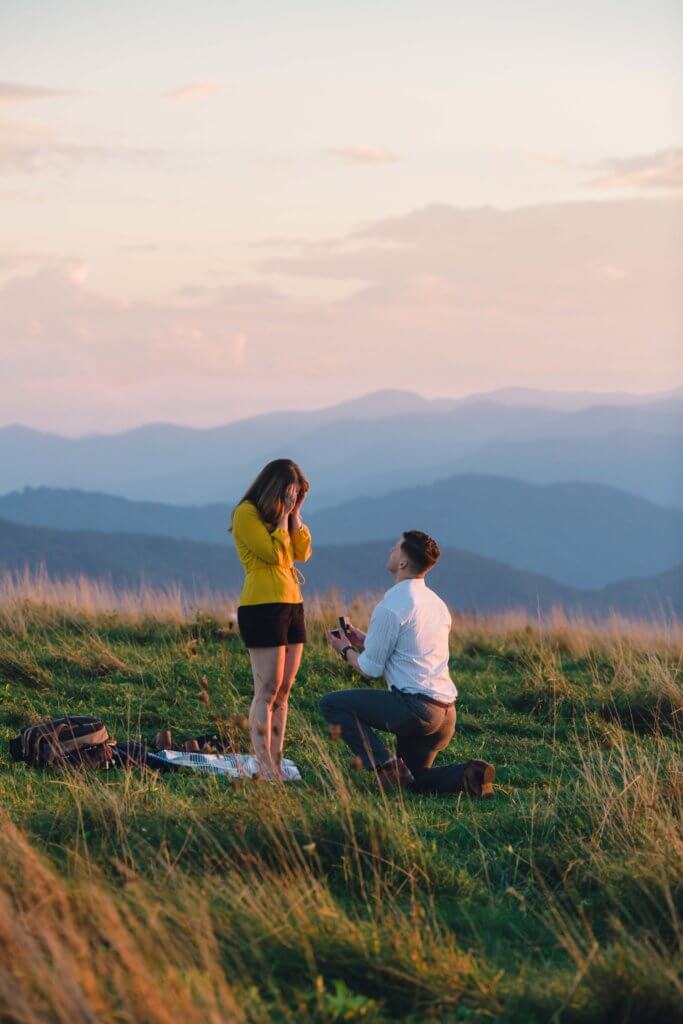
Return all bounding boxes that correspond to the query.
[391,686,454,710]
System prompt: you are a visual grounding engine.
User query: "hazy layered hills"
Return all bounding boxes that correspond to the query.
[308,476,683,589]
[0,517,680,618]
[3,475,681,589]
[2,389,681,507]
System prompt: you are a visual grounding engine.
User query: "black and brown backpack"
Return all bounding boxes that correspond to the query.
[9,716,116,769]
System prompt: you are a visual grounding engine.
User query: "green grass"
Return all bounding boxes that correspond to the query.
[0,600,681,1023]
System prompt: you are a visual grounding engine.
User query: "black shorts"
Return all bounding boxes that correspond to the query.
[237,602,307,648]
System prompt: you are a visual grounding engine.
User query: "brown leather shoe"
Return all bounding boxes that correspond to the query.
[464,759,495,799]
[154,729,173,751]
[376,757,415,790]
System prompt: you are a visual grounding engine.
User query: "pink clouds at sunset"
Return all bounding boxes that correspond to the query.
[163,81,223,103]
[0,115,161,175]
[587,148,683,192]
[326,145,400,165]
[0,1,680,432]
[0,81,76,104]
[1,197,680,432]
[0,264,250,394]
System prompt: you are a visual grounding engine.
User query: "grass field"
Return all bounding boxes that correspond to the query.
[0,576,681,1023]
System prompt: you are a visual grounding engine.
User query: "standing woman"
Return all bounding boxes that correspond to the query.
[230,460,312,780]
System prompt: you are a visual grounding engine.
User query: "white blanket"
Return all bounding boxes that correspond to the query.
[154,750,302,781]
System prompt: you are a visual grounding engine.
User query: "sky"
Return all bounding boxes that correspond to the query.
[1,0,682,435]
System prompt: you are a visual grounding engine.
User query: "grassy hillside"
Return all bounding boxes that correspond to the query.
[0,587,681,1022]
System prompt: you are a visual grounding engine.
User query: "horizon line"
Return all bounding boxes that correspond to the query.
[3,382,682,440]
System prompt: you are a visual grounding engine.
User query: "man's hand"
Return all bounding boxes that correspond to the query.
[327,630,366,674]
[343,620,366,649]
[327,630,350,655]
[327,630,347,655]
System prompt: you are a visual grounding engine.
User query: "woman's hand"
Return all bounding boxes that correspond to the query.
[284,486,298,513]
[276,488,297,530]
[275,486,296,528]
[293,484,307,513]
[289,483,308,530]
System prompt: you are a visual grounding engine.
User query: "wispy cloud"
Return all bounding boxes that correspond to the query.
[254,198,680,385]
[0,119,161,175]
[0,81,75,104]
[587,148,683,191]
[0,246,42,272]
[326,145,399,165]
[163,81,223,103]
[2,198,680,429]
[0,262,250,384]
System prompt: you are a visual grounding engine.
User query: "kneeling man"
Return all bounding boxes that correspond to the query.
[322,530,494,797]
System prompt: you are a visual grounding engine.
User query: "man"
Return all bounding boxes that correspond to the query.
[321,530,495,797]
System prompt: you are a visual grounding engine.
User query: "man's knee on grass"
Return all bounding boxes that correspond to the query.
[320,693,347,741]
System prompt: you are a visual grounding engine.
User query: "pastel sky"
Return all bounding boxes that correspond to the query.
[1,0,682,434]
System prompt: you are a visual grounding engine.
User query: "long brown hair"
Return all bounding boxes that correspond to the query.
[230,459,309,532]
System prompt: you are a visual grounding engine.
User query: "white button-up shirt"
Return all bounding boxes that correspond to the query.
[357,578,457,703]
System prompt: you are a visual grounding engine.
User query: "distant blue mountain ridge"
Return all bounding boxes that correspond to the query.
[1,472,681,589]
[1,388,681,507]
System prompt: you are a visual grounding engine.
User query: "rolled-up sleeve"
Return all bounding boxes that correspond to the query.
[357,605,401,679]
[291,524,312,563]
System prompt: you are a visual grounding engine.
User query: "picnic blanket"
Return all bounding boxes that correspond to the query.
[153,750,302,781]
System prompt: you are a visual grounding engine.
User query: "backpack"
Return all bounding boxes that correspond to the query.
[9,715,116,769]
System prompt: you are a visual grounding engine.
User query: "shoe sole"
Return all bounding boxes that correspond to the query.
[480,763,495,799]
[465,761,496,799]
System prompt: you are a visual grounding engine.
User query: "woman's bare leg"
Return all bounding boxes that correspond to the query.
[270,643,303,775]
[247,646,285,780]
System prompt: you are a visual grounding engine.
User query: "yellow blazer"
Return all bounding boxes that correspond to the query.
[232,500,313,606]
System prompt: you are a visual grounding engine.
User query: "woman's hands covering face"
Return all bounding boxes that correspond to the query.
[293,483,308,512]
[283,485,298,513]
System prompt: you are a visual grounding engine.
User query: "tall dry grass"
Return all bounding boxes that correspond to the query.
[1,568,681,655]
[0,735,503,1023]
[1,720,681,1022]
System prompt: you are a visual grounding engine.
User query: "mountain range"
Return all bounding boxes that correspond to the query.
[2,475,681,589]
[0,516,680,618]
[2,388,681,507]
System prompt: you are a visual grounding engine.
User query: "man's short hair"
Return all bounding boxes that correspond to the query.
[400,530,441,572]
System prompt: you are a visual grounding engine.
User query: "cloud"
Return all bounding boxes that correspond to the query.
[587,148,683,191]
[163,81,223,103]
[0,118,161,175]
[0,246,42,273]
[0,82,74,104]
[0,263,252,389]
[2,198,681,430]
[326,145,399,165]
[254,197,681,379]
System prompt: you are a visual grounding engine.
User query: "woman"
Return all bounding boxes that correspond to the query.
[230,459,312,780]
